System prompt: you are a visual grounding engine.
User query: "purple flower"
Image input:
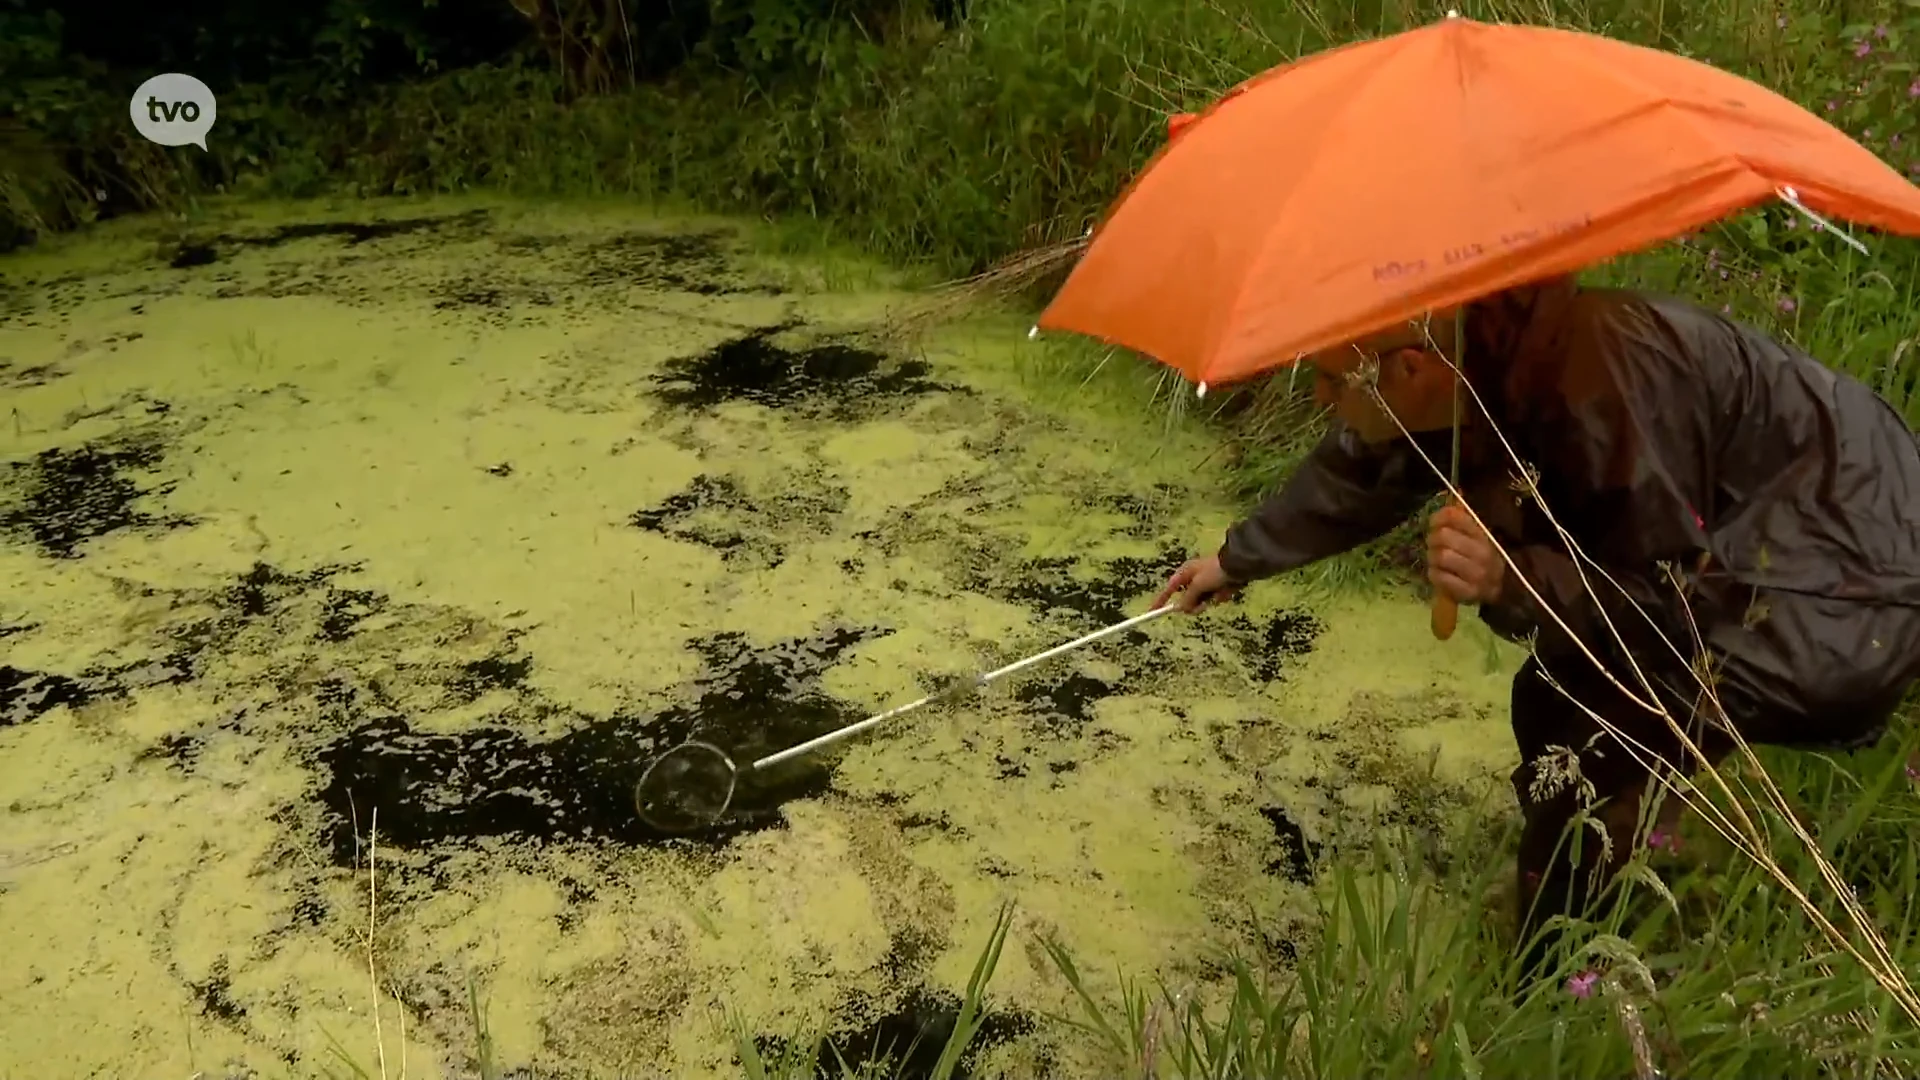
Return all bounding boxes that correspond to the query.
[1854,39,1872,58]
[1875,24,1889,39]
[1719,268,1730,280]
[1779,297,1797,313]
[1827,100,1840,112]
[1909,78,1920,99]
[1786,216,1799,229]
[1648,827,1682,852]
[1567,970,1600,999]
[1907,761,1919,782]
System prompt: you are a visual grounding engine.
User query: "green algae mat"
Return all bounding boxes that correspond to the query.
[0,197,1526,1078]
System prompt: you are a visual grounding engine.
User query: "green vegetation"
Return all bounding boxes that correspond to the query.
[7,0,1920,1075]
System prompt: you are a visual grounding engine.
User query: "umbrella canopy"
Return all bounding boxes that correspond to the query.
[1038,16,1920,389]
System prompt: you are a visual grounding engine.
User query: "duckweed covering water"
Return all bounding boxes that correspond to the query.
[0,197,1525,1078]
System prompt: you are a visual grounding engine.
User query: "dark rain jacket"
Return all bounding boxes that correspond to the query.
[1216,278,1920,744]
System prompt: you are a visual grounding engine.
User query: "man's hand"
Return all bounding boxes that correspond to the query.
[1153,555,1240,614]
[1427,503,1505,605]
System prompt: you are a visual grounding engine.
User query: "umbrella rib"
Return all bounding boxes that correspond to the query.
[1216,60,1402,381]
[1550,43,1762,190]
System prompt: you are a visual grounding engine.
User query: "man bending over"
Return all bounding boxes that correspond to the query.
[1153,276,1920,973]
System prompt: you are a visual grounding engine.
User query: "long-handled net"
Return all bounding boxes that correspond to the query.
[634,604,1178,833]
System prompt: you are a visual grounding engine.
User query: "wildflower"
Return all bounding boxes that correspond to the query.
[1910,78,1920,98]
[1854,39,1872,58]
[1785,216,1798,229]
[1719,269,1729,280]
[1875,24,1889,39]
[1647,827,1682,852]
[1779,297,1797,313]
[1721,303,1732,314]
[1776,14,1786,28]
[1907,759,1919,783]
[1826,100,1840,111]
[1567,970,1600,999]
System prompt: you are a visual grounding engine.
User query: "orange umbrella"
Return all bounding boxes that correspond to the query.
[1037,15,1920,392]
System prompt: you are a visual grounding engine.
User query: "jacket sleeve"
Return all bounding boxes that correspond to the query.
[1482,545,1708,667]
[1216,421,1446,584]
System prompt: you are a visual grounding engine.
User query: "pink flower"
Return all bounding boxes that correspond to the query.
[1776,14,1787,28]
[1875,24,1889,39]
[1909,79,1920,98]
[1779,297,1797,313]
[1648,827,1682,852]
[1854,40,1871,58]
[1721,303,1732,314]
[1567,970,1600,999]
[1826,100,1840,111]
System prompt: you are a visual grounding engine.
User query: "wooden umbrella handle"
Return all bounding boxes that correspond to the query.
[1430,591,1459,641]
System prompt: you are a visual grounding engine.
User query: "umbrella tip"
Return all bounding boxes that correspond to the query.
[1197,381,1209,400]
[1446,8,1460,15]
[1027,326,1040,340]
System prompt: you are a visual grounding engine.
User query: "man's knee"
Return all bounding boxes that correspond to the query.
[1706,592,1920,747]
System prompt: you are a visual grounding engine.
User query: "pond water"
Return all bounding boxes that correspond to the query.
[0,197,1525,1078]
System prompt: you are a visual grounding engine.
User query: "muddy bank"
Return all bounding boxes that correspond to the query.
[0,197,1524,1078]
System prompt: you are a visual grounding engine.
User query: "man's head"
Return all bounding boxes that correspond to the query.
[1307,309,1464,444]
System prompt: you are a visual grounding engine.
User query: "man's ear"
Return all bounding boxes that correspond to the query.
[1380,346,1422,383]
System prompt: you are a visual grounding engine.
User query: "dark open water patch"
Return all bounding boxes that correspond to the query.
[190,963,248,1025]
[1,666,94,727]
[956,543,1181,737]
[2,652,194,728]
[0,358,65,389]
[988,542,1188,629]
[311,625,889,864]
[566,230,786,297]
[652,324,947,413]
[631,475,753,552]
[1013,673,1116,734]
[1259,805,1325,884]
[753,987,1040,1080]
[167,211,494,269]
[0,429,193,558]
[629,472,847,567]
[1227,610,1326,681]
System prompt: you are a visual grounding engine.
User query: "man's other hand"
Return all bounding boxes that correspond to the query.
[1153,555,1240,613]
[1427,503,1505,605]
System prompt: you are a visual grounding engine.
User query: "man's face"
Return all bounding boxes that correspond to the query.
[1308,315,1463,444]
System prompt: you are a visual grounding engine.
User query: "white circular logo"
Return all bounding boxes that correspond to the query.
[129,73,217,151]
